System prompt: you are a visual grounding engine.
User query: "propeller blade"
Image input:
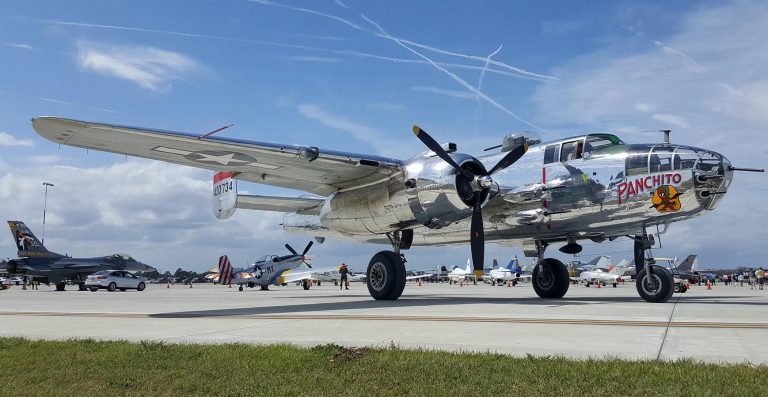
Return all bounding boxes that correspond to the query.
[470,200,485,278]
[486,142,528,175]
[285,244,298,255]
[413,125,473,179]
[302,241,314,256]
[303,261,313,268]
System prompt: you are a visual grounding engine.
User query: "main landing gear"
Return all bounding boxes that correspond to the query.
[366,231,409,300]
[633,232,674,303]
[530,241,570,299]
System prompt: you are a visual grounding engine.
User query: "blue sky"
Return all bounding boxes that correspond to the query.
[1,0,766,272]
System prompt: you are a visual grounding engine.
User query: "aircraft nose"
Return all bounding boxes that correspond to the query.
[694,150,732,209]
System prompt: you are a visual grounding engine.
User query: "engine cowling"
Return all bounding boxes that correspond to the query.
[404,152,494,229]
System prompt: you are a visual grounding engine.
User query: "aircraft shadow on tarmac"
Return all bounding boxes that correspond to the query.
[149,294,760,319]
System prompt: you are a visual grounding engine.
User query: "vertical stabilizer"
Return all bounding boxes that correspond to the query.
[218,255,234,285]
[676,255,698,272]
[7,221,62,258]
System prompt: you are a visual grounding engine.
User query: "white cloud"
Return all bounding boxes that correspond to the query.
[76,42,201,91]
[296,104,419,158]
[651,113,688,128]
[0,132,34,147]
[3,43,36,50]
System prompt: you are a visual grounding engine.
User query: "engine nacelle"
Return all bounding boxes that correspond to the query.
[403,152,490,229]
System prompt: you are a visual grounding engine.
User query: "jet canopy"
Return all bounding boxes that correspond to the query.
[108,254,135,261]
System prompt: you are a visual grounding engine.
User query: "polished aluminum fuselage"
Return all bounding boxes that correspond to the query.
[284,136,732,250]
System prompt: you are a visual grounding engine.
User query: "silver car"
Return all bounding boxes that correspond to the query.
[85,270,146,292]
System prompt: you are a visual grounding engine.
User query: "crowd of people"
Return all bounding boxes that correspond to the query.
[709,268,766,290]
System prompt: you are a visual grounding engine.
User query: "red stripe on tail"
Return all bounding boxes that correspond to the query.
[218,255,233,285]
[214,172,236,184]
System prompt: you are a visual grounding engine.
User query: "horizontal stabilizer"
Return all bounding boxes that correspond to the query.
[236,195,324,214]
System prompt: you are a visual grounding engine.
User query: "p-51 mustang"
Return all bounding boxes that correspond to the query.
[215,241,318,291]
[32,117,763,303]
[2,220,154,291]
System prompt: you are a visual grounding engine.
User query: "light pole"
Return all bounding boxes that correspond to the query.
[42,182,54,245]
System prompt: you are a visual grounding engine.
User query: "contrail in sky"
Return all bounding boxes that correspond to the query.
[359,13,546,132]
[249,0,556,81]
[23,17,542,81]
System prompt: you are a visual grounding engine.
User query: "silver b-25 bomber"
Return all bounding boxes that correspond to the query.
[32,117,763,302]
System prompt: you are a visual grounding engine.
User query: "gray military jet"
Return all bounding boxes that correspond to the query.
[31,118,763,302]
[3,220,154,291]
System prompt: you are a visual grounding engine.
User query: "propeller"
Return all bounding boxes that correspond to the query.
[412,125,528,278]
[285,241,315,267]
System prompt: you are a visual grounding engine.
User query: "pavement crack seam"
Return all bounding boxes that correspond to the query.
[656,293,682,360]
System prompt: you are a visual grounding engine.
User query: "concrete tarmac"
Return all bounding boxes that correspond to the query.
[1,281,766,364]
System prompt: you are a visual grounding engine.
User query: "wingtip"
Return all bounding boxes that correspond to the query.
[412,125,420,136]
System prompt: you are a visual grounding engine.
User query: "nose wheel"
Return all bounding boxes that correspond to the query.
[531,258,570,299]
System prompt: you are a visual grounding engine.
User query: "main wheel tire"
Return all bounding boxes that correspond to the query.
[55,282,66,291]
[260,285,269,291]
[137,282,145,291]
[238,285,243,291]
[78,283,87,291]
[636,267,674,303]
[366,251,406,300]
[532,258,570,299]
[107,282,116,292]
[302,280,311,290]
[89,287,98,292]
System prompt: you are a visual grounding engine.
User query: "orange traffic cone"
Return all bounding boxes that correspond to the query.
[596,281,601,288]
[189,281,193,288]
[228,281,232,288]
[507,280,512,287]
[166,282,170,289]
[417,279,422,287]
[706,280,712,290]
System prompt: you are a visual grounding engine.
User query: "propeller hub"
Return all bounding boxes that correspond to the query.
[476,175,493,190]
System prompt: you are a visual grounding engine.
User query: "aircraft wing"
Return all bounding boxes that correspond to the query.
[280,270,314,283]
[32,117,405,196]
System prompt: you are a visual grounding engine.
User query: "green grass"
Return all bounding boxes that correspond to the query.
[1,337,764,396]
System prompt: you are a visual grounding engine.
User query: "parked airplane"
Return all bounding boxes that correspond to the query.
[570,257,628,287]
[447,259,476,285]
[2,221,154,291]
[486,256,531,286]
[215,242,318,291]
[32,117,764,302]
[671,255,700,285]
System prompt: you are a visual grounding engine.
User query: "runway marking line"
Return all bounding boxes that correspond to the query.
[1,311,767,329]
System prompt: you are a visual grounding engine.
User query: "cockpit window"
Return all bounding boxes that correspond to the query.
[626,153,649,176]
[584,134,624,157]
[543,144,559,164]
[560,140,583,162]
[650,146,674,173]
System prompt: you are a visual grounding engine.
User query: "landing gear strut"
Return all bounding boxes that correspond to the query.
[633,230,674,303]
[531,241,570,299]
[366,231,408,300]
